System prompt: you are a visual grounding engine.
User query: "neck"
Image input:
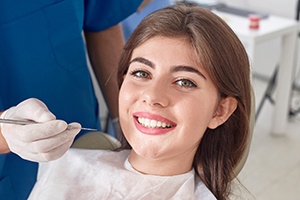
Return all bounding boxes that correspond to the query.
[128,150,194,176]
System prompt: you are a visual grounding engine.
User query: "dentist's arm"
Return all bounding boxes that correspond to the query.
[84,24,123,137]
[0,119,9,154]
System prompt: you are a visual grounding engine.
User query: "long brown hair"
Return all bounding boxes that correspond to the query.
[117,3,251,200]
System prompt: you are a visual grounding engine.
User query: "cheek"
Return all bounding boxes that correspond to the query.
[177,106,215,148]
[119,85,129,118]
[119,82,135,110]
[179,97,218,133]
[118,82,139,138]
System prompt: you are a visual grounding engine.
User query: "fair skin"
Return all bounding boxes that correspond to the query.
[137,0,152,12]
[0,111,9,153]
[119,36,237,176]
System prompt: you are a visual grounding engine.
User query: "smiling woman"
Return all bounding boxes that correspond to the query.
[117,3,251,199]
[18,3,251,200]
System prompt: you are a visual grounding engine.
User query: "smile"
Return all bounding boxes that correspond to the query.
[137,117,173,129]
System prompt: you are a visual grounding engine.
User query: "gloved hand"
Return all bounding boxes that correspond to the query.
[0,98,81,162]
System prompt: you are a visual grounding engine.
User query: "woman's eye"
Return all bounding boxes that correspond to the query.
[130,70,150,79]
[176,79,197,88]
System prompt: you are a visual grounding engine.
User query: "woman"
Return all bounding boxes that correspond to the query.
[117,2,251,199]
[2,3,251,200]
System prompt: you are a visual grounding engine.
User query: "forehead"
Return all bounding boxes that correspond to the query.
[131,36,199,66]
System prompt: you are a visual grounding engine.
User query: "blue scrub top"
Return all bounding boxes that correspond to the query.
[0,0,142,199]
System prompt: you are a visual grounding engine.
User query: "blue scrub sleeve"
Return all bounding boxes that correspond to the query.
[84,0,143,31]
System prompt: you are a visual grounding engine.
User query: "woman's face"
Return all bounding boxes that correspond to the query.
[119,36,228,174]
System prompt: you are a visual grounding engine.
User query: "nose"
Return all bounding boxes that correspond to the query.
[141,81,170,107]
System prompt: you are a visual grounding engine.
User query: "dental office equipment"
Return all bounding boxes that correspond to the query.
[0,118,98,131]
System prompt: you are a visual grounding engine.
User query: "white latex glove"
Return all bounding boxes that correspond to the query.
[0,98,81,162]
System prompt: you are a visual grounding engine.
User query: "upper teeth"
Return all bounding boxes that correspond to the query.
[137,117,172,128]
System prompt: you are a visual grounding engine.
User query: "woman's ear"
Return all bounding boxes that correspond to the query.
[208,97,237,129]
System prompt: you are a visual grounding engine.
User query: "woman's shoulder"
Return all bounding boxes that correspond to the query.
[39,148,130,174]
[36,149,131,182]
[66,148,130,163]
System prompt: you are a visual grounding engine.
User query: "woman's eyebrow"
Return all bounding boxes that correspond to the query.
[129,57,154,68]
[171,65,207,80]
[129,57,206,80]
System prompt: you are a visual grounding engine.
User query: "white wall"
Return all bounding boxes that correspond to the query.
[221,0,298,19]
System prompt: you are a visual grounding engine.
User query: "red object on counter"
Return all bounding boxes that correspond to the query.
[248,14,261,30]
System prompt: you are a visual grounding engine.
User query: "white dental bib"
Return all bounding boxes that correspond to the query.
[29,149,216,199]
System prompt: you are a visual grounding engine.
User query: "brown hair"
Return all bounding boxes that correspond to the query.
[117,3,251,200]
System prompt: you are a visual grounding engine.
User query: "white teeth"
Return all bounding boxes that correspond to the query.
[137,117,172,128]
[150,119,156,128]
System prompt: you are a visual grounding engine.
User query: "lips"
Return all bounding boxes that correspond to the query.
[137,117,173,129]
[133,112,176,135]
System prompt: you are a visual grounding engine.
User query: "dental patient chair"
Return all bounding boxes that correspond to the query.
[72,131,120,150]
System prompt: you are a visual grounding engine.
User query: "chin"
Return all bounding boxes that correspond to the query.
[133,144,168,160]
